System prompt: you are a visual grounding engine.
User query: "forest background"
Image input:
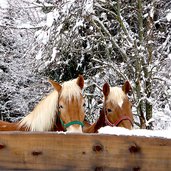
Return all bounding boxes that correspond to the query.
[0,0,171,130]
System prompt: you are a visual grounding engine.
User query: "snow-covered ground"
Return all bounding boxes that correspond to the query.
[98,126,171,139]
[1,0,171,136]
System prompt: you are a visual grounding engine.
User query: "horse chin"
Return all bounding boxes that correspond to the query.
[66,125,83,133]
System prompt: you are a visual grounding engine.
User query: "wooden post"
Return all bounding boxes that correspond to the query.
[0,132,171,170]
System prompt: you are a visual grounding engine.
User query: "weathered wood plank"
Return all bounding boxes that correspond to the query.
[0,132,171,171]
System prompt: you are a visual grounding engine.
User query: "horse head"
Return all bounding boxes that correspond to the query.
[102,81,133,129]
[49,75,85,133]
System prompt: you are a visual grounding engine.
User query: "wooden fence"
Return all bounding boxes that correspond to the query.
[0,132,171,170]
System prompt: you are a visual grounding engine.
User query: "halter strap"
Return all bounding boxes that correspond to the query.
[64,120,84,128]
[58,111,84,129]
[105,114,133,127]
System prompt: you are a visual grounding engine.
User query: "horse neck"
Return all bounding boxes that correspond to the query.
[0,121,26,131]
[83,108,106,133]
[93,108,106,133]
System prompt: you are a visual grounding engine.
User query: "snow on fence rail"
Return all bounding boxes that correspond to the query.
[0,131,171,171]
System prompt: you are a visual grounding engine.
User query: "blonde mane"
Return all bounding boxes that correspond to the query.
[107,87,126,107]
[19,91,58,131]
[19,78,82,131]
[60,78,82,101]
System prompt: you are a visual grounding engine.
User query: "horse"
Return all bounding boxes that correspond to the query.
[0,75,85,133]
[0,120,26,131]
[83,81,133,133]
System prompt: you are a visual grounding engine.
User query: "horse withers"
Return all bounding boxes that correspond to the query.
[83,81,133,133]
[0,75,85,133]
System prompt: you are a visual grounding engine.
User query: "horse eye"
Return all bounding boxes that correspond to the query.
[107,109,112,113]
[83,103,86,107]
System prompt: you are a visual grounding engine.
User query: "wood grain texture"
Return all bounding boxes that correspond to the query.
[0,132,171,170]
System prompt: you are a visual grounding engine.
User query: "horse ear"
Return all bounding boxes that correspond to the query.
[49,79,62,92]
[76,75,84,89]
[122,80,131,94]
[103,82,110,97]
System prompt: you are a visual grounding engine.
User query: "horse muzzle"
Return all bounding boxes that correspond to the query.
[66,124,83,133]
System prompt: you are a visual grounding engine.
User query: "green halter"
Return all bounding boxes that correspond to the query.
[58,111,84,129]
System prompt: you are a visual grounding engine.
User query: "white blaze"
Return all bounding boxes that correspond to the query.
[107,87,125,107]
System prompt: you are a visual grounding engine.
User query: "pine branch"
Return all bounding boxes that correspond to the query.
[0,24,42,30]
[91,15,128,62]
[95,0,134,44]
[137,0,144,44]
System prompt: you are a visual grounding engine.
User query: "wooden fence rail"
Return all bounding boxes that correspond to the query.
[0,132,171,171]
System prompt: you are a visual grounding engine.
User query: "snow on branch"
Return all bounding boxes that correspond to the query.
[0,24,42,30]
[91,15,128,62]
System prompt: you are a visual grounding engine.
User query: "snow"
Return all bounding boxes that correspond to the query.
[44,48,58,65]
[61,0,75,15]
[36,49,42,60]
[1,0,171,137]
[53,9,60,21]
[166,13,171,22]
[98,126,171,139]
[17,23,34,29]
[51,47,57,62]
[0,0,8,8]
[73,19,84,31]
[56,24,63,36]
[168,54,171,60]
[46,9,60,27]
[149,6,154,18]
[83,0,94,15]
[144,13,148,18]
[35,30,50,44]
[46,12,54,27]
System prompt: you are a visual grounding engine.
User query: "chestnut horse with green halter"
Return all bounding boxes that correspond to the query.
[83,81,133,133]
[49,75,85,132]
[0,75,85,133]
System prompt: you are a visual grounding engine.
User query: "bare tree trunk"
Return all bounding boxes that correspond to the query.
[144,3,155,129]
[135,0,146,128]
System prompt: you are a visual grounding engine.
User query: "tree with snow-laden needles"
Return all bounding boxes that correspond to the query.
[32,0,171,129]
[0,0,171,130]
[0,0,50,121]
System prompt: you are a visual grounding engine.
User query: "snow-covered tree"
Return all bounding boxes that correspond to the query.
[0,0,50,121]
[0,0,171,130]
[33,0,171,129]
